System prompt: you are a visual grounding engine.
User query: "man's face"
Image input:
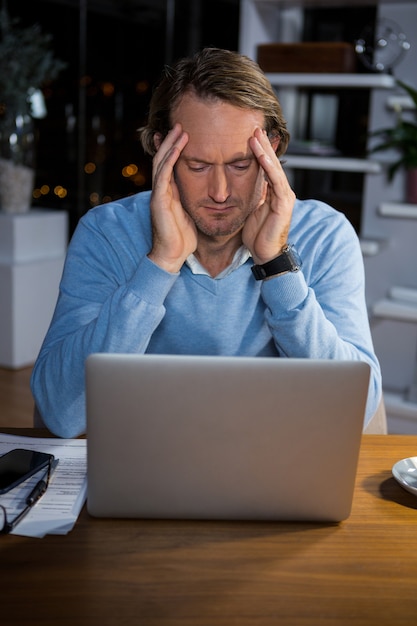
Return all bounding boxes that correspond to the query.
[171,93,267,240]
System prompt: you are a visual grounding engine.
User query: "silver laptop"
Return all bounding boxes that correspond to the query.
[86,354,370,522]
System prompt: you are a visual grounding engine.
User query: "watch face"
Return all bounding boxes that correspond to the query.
[287,246,302,272]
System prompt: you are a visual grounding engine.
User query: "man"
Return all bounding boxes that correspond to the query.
[31,48,381,438]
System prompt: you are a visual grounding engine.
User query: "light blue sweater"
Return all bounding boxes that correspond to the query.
[31,191,381,437]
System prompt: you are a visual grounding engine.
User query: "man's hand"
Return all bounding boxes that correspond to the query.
[148,124,198,274]
[242,128,296,265]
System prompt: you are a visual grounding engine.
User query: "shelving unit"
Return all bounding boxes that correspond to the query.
[239,0,417,433]
[378,202,417,219]
[285,155,382,173]
[265,73,396,88]
[266,70,392,176]
[368,192,417,433]
[372,284,417,432]
[240,1,396,215]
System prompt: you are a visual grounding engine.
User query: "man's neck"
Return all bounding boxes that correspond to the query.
[193,234,243,278]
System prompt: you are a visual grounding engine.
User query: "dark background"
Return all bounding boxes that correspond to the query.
[5,0,240,232]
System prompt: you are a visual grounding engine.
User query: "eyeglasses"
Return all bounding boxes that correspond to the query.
[0,459,53,534]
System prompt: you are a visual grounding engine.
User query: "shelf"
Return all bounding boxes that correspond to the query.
[360,239,382,256]
[284,155,382,173]
[372,298,417,323]
[389,286,417,304]
[387,95,416,111]
[379,203,417,219]
[252,0,417,8]
[384,391,417,421]
[266,73,396,89]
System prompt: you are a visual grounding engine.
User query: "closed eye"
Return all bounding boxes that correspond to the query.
[188,163,209,172]
[185,157,254,173]
[230,162,251,172]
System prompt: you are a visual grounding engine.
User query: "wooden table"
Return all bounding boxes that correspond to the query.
[1,432,417,625]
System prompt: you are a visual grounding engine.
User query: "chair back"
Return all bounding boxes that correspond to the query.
[363,397,387,434]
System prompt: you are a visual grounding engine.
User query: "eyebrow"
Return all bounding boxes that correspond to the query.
[182,153,255,166]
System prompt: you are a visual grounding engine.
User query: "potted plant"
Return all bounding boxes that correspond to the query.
[370,79,417,205]
[0,2,66,214]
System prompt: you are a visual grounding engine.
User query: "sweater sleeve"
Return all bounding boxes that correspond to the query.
[31,211,178,438]
[260,209,382,427]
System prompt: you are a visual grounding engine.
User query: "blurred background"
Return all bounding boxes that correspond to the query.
[5,0,240,233]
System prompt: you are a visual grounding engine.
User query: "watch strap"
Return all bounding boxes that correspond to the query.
[251,244,301,280]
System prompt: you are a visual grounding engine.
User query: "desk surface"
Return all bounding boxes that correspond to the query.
[1,431,417,625]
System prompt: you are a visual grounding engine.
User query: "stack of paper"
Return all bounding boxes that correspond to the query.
[0,433,87,538]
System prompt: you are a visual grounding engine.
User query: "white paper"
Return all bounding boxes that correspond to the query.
[0,433,87,538]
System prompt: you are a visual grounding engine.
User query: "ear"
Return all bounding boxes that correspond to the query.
[270,135,280,154]
[153,132,163,152]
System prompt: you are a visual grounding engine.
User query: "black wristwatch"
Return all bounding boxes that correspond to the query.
[251,244,301,280]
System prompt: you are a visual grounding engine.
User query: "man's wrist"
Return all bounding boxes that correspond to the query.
[147,252,183,275]
[251,244,301,280]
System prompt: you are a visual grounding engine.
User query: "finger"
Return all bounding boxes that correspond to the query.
[154,123,183,155]
[251,130,296,208]
[249,129,284,184]
[153,127,189,187]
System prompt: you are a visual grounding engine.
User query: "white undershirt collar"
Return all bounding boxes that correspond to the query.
[185,246,251,279]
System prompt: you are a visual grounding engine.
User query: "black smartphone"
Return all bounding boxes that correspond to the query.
[0,449,55,494]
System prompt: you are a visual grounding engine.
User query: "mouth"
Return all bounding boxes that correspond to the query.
[203,204,236,213]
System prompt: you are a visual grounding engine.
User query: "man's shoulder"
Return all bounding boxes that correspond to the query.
[81,190,152,227]
[290,198,360,264]
[293,197,347,220]
[71,191,153,256]
[291,198,354,236]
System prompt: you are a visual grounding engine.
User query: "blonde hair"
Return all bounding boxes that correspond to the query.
[140,47,290,158]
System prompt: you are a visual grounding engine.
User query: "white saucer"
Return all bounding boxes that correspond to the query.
[392,457,417,496]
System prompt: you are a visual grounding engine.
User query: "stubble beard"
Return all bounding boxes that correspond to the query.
[178,191,257,239]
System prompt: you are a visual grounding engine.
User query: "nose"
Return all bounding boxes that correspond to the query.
[208,166,230,204]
